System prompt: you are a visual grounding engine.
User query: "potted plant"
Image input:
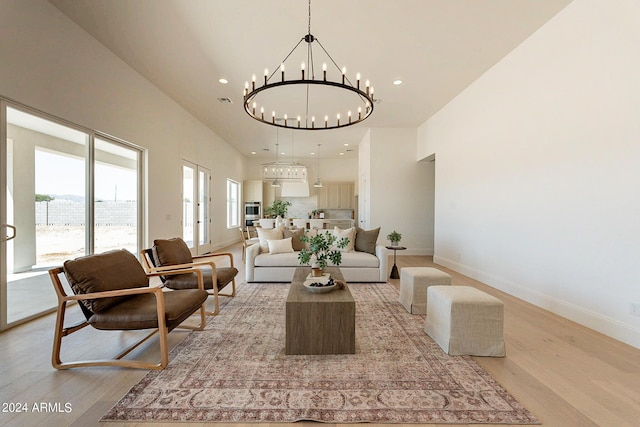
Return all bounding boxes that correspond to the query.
[298,232,349,276]
[264,199,291,218]
[387,230,402,247]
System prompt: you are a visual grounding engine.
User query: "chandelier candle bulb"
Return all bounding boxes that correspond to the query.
[252,74,256,90]
[323,62,327,81]
[272,110,276,123]
[301,62,305,80]
[252,102,256,115]
[264,68,268,85]
[284,114,288,126]
[337,113,340,126]
[342,67,346,84]
[348,111,352,123]
[324,115,328,128]
[356,73,361,89]
[261,107,264,120]
[312,116,315,128]
[281,63,285,81]
[297,116,301,128]
[358,107,362,120]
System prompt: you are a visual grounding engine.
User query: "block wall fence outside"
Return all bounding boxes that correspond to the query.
[35,200,136,226]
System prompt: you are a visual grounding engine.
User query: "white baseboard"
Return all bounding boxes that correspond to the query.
[434,255,640,350]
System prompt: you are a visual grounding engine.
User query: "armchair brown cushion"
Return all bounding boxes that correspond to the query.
[152,238,193,266]
[88,289,208,331]
[163,267,238,291]
[63,249,149,314]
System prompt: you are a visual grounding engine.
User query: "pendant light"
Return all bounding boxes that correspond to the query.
[313,143,323,188]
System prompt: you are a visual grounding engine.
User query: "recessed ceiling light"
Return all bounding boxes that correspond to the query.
[344,143,349,146]
[218,78,229,84]
[251,151,256,155]
[393,79,403,85]
[340,152,344,155]
[310,152,315,155]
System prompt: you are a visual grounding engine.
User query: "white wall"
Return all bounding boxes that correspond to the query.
[365,128,434,254]
[0,0,246,249]
[418,0,640,348]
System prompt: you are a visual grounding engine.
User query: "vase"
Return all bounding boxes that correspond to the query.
[311,262,323,277]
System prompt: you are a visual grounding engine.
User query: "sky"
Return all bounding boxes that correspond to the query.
[35,149,137,201]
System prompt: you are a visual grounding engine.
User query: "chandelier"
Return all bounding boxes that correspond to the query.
[243,0,375,130]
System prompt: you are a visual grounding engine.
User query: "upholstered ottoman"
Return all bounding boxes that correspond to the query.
[424,286,505,357]
[399,267,451,314]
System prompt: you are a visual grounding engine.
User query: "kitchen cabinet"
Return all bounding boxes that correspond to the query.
[317,182,355,209]
[243,180,262,202]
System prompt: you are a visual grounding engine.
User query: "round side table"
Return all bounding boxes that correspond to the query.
[386,246,406,279]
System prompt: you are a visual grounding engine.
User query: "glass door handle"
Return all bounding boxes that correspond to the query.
[2,224,16,241]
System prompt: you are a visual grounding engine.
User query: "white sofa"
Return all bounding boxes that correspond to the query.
[245,242,388,282]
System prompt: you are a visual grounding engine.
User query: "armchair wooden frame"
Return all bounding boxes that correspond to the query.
[140,250,236,316]
[49,266,207,370]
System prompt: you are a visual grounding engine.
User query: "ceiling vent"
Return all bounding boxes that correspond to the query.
[217,97,233,104]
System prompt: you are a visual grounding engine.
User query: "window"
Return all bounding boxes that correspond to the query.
[227,179,240,228]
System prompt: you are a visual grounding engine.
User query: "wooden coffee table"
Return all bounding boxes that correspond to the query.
[285,267,355,355]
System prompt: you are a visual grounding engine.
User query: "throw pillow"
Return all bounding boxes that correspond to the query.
[355,226,380,254]
[303,228,317,250]
[268,237,294,254]
[257,226,284,253]
[284,228,305,251]
[332,226,356,252]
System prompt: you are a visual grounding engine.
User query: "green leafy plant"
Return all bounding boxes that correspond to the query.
[35,194,54,202]
[264,199,291,218]
[387,230,402,245]
[298,232,349,269]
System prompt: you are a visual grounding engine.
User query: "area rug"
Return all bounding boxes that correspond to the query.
[102,282,538,424]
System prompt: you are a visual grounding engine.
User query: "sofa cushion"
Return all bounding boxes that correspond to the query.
[332,226,355,252]
[152,237,193,266]
[64,249,149,314]
[268,237,294,254]
[257,226,284,253]
[284,228,305,251]
[355,227,380,254]
[338,251,380,268]
[253,250,379,268]
[254,252,300,267]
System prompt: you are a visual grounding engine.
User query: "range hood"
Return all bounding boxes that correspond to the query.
[281,181,310,197]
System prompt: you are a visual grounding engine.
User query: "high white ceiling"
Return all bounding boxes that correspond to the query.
[50,0,572,160]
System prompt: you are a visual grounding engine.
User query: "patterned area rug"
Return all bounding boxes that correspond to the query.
[102,282,538,424]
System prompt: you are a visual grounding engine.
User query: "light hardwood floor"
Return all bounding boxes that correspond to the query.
[1,243,639,427]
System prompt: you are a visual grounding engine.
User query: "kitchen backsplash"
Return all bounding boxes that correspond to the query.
[281,197,354,219]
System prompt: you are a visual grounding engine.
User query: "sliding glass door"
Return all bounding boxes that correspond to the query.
[0,101,143,330]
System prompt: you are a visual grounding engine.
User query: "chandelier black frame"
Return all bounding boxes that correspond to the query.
[243,0,374,131]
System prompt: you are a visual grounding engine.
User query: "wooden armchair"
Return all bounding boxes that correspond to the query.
[49,249,208,370]
[141,237,238,315]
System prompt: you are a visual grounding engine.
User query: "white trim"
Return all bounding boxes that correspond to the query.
[434,255,640,350]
